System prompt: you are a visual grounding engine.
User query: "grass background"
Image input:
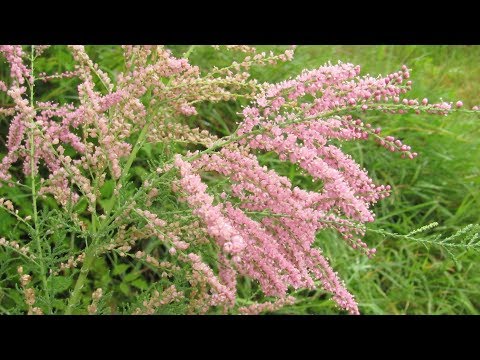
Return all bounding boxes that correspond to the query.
[1,45,479,314]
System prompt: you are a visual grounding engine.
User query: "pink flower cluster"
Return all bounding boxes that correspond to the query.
[174,155,245,255]
[239,296,296,315]
[175,148,361,314]
[0,45,296,206]
[0,46,133,206]
[0,46,31,84]
[173,61,469,314]
[0,46,470,314]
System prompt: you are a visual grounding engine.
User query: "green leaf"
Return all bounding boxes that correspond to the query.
[74,197,88,213]
[112,264,130,276]
[99,198,115,212]
[140,143,153,158]
[48,276,73,295]
[133,166,147,178]
[119,283,130,296]
[52,299,66,311]
[100,179,115,198]
[123,271,140,282]
[131,278,148,290]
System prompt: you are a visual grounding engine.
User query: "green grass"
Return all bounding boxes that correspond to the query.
[1,45,479,314]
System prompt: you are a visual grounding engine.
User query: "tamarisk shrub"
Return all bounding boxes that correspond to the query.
[0,45,473,315]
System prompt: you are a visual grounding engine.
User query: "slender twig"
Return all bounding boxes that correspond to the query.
[28,45,51,313]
